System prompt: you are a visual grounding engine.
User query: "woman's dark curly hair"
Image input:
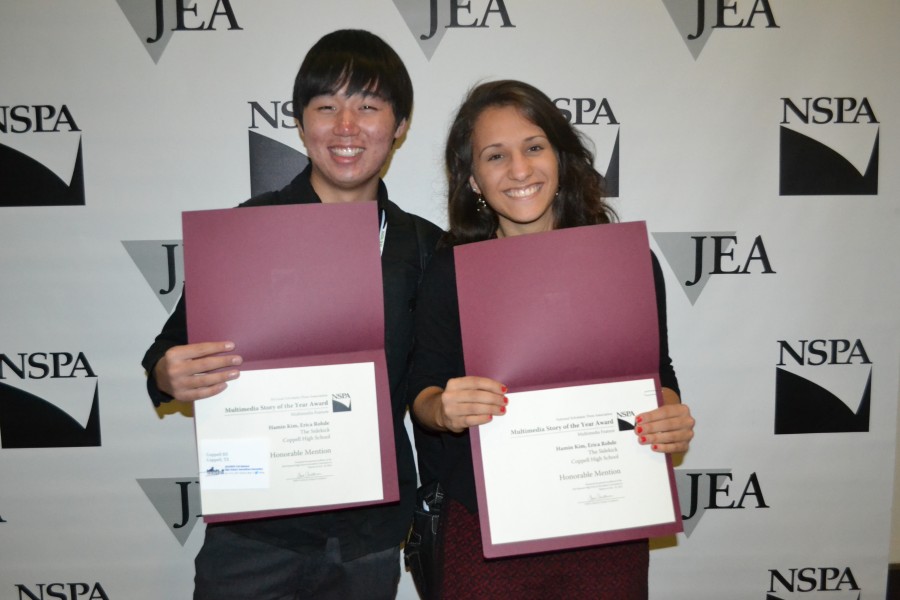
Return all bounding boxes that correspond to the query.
[444,80,616,246]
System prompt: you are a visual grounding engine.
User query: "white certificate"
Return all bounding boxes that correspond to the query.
[472,378,681,557]
[194,361,386,520]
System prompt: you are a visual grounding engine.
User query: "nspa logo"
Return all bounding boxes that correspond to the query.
[775,338,871,434]
[14,582,110,600]
[391,0,515,60]
[0,352,100,448]
[137,477,202,545]
[616,410,637,431]
[675,469,769,537]
[767,566,861,599]
[651,232,776,305]
[116,0,243,64]
[331,392,352,412]
[0,104,84,207]
[248,101,309,197]
[662,0,779,60]
[122,240,184,313]
[779,97,879,195]
[554,97,619,197]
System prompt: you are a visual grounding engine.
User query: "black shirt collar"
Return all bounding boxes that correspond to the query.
[294,164,389,218]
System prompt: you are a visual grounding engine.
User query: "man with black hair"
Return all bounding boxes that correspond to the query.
[142,29,441,599]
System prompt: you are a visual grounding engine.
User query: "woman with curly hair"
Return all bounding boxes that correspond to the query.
[408,80,694,599]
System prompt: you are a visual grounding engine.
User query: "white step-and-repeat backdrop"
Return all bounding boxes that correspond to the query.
[2,1,898,598]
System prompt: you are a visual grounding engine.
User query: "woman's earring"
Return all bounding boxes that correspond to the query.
[476,195,487,213]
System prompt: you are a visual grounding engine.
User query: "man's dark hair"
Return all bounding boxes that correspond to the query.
[293,29,413,127]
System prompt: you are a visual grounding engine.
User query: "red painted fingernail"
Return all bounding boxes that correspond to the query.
[500,406,506,414]
[652,444,659,451]
[501,385,508,393]
[640,436,647,443]
[503,396,509,405]
[636,416,643,424]
[636,426,643,434]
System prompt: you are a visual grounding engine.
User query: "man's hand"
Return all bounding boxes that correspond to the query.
[154,341,242,402]
[413,377,508,433]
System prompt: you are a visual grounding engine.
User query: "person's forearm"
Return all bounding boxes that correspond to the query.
[413,386,447,432]
[662,386,681,405]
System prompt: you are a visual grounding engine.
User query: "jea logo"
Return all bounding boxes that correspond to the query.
[137,477,203,545]
[779,97,879,196]
[116,0,243,64]
[675,469,769,537]
[391,0,515,59]
[651,232,775,305]
[0,104,84,207]
[247,101,309,197]
[554,97,620,197]
[767,566,860,599]
[122,241,184,313]
[0,352,100,448]
[15,582,110,600]
[774,339,871,434]
[661,0,779,60]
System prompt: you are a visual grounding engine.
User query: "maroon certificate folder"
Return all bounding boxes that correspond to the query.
[455,221,682,557]
[182,202,397,522]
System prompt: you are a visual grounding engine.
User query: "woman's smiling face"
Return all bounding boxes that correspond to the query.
[468,105,559,238]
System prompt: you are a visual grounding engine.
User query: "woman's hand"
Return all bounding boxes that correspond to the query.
[634,397,694,454]
[413,376,508,433]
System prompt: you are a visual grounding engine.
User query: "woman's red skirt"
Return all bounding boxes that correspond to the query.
[439,499,649,599]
